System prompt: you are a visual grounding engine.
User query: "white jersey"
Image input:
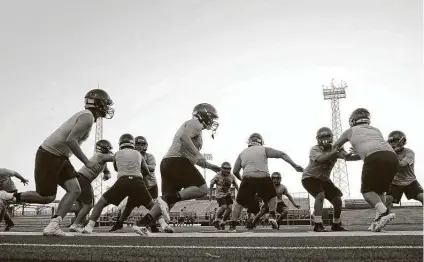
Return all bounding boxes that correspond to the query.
[115,148,143,179]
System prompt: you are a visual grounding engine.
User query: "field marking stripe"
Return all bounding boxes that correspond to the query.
[0,243,422,250]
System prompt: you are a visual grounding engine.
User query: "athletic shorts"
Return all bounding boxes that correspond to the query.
[160,157,206,196]
[261,201,288,213]
[236,176,277,207]
[361,151,399,194]
[148,184,159,199]
[388,180,423,203]
[103,176,152,207]
[76,174,94,205]
[302,177,343,201]
[246,194,261,214]
[216,195,233,206]
[35,146,78,196]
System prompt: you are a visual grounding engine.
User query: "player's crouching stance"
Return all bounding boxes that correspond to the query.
[83,134,161,236]
[209,162,239,230]
[381,131,423,230]
[68,140,114,233]
[335,108,398,232]
[252,172,301,230]
[302,127,347,232]
[228,133,304,233]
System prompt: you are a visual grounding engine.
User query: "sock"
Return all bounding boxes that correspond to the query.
[314,216,323,223]
[87,220,95,228]
[374,212,380,220]
[375,202,387,214]
[333,218,341,224]
[158,217,168,228]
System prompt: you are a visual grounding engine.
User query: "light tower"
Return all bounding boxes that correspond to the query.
[92,86,104,204]
[322,79,351,198]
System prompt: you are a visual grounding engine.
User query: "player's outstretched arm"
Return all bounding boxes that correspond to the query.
[140,157,151,177]
[285,192,300,208]
[265,147,303,172]
[398,150,414,167]
[332,129,351,150]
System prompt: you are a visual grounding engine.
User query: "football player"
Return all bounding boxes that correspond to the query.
[334,108,398,232]
[83,134,161,236]
[209,162,239,230]
[302,127,347,232]
[110,136,173,233]
[228,133,304,232]
[0,89,114,236]
[135,103,221,230]
[68,139,114,233]
[252,172,301,229]
[0,168,29,231]
[375,131,423,231]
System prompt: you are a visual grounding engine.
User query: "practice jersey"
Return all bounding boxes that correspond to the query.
[78,153,107,182]
[42,110,94,158]
[237,146,283,175]
[142,152,157,189]
[302,145,336,181]
[275,183,288,202]
[349,124,394,160]
[392,148,416,186]
[211,172,237,198]
[114,148,143,179]
[164,118,203,164]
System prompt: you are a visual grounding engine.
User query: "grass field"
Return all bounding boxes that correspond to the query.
[0,224,422,261]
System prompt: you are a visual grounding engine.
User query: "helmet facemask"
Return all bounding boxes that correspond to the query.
[220,162,232,176]
[317,134,333,150]
[388,135,406,153]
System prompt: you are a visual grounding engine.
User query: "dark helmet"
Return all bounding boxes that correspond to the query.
[247,133,264,147]
[193,103,219,138]
[135,136,148,153]
[349,108,370,127]
[220,161,232,175]
[271,172,281,185]
[95,139,113,154]
[119,133,134,149]
[388,130,407,152]
[316,127,333,149]
[84,89,114,119]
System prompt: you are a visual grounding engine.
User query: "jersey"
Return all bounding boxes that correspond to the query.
[164,118,203,164]
[0,168,17,192]
[142,152,157,189]
[211,172,237,198]
[237,146,282,175]
[392,148,416,186]
[114,148,143,179]
[302,145,336,181]
[275,183,288,202]
[42,110,94,157]
[349,124,394,160]
[78,153,107,182]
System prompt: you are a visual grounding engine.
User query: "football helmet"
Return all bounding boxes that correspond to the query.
[271,172,281,185]
[119,133,135,149]
[388,130,407,152]
[193,103,219,138]
[85,89,114,119]
[247,133,264,147]
[95,139,113,154]
[220,161,232,175]
[316,127,333,150]
[135,136,148,153]
[349,108,370,127]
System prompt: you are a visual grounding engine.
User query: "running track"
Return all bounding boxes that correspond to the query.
[0,225,422,261]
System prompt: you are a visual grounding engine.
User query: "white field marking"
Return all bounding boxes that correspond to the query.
[0,231,422,237]
[0,243,422,250]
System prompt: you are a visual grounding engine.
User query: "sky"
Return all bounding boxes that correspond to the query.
[0,0,423,207]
